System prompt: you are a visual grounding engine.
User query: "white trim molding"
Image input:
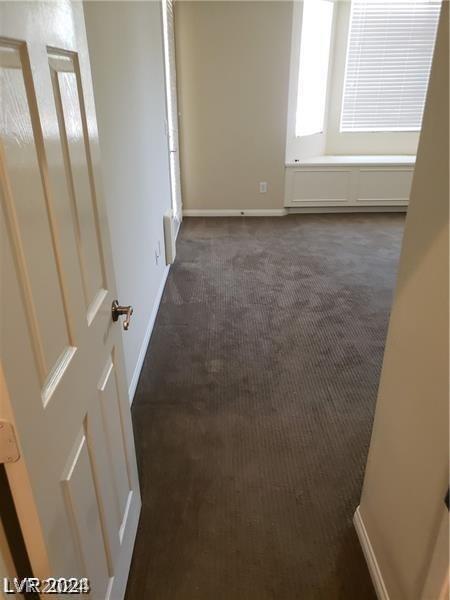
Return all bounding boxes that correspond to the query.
[354,506,390,600]
[183,209,288,217]
[183,207,406,218]
[287,155,415,168]
[128,264,170,403]
[287,206,406,214]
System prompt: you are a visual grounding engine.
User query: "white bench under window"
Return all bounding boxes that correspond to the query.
[284,155,415,209]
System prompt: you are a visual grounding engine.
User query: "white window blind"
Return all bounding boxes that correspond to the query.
[341,0,441,132]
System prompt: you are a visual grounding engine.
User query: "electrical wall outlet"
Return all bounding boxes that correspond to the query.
[259,181,268,193]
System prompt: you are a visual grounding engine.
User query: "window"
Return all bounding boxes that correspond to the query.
[296,0,334,137]
[341,0,441,132]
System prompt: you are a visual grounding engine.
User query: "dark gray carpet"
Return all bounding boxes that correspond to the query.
[126,214,404,600]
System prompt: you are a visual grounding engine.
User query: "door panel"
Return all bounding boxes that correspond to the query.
[0,3,141,598]
[97,356,131,530]
[49,51,106,313]
[0,44,73,378]
[61,432,110,598]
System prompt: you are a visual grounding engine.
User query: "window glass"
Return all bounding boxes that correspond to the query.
[296,0,334,137]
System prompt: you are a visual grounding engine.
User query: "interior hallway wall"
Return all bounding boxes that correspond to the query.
[357,4,449,598]
[175,1,293,212]
[83,1,172,400]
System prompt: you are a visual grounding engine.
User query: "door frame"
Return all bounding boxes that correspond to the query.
[160,0,183,230]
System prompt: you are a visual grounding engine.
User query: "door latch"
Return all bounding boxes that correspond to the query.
[111,300,133,331]
[0,420,20,463]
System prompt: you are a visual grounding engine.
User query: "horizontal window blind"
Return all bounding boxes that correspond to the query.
[341,0,441,132]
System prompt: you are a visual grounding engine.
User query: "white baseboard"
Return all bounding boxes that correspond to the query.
[128,265,170,404]
[183,209,287,217]
[183,207,406,217]
[354,506,390,600]
[287,206,407,214]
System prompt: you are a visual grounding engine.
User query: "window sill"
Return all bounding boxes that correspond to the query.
[286,155,416,168]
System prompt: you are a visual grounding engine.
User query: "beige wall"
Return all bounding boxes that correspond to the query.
[358,5,449,599]
[175,1,293,211]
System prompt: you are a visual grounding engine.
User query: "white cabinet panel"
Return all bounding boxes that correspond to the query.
[287,168,351,205]
[357,168,412,204]
[284,160,413,209]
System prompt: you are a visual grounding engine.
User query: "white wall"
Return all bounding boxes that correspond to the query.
[83,1,172,400]
[356,4,449,598]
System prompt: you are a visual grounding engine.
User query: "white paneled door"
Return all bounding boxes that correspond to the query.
[0,2,140,598]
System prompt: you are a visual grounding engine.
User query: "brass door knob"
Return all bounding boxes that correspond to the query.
[111,300,133,330]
